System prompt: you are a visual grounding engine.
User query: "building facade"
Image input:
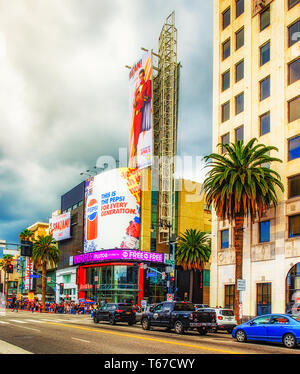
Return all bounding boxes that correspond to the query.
[211,0,300,318]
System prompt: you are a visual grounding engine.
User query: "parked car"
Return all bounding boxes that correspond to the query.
[194,304,209,309]
[135,305,154,323]
[141,301,217,335]
[196,307,237,333]
[232,314,300,349]
[93,303,136,326]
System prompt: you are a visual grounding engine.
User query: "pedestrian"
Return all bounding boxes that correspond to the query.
[31,301,35,313]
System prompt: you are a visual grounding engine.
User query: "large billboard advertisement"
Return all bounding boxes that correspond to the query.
[49,212,71,241]
[84,168,141,253]
[129,51,153,169]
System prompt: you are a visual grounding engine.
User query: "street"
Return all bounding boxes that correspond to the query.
[0,310,299,355]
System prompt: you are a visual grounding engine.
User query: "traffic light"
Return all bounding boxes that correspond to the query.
[7,264,13,274]
[59,283,64,294]
[20,240,33,257]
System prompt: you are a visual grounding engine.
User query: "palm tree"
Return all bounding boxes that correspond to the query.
[0,255,14,303]
[32,235,61,312]
[19,229,34,241]
[176,229,211,302]
[203,139,284,323]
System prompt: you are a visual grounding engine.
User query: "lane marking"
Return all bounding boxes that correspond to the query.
[0,321,9,324]
[42,322,241,354]
[71,337,90,343]
[24,319,45,323]
[8,319,27,324]
[10,325,40,332]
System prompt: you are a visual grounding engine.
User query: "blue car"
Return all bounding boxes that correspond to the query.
[232,314,300,349]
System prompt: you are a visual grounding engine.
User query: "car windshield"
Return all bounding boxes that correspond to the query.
[291,315,300,322]
[174,303,195,311]
[197,308,215,313]
[220,309,234,316]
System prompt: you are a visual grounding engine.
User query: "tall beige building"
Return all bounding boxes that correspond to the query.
[211,0,300,318]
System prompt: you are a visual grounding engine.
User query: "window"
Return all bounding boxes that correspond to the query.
[288,95,300,123]
[288,174,300,199]
[236,27,244,50]
[260,6,270,31]
[288,135,300,160]
[225,285,235,310]
[260,76,270,101]
[236,0,244,18]
[288,20,300,47]
[221,133,230,153]
[260,41,270,66]
[270,316,289,325]
[288,58,300,85]
[222,7,231,29]
[221,229,229,248]
[256,283,272,316]
[289,215,300,238]
[288,0,300,9]
[252,315,271,325]
[235,92,244,114]
[260,111,270,136]
[222,70,230,91]
[235,60,244,82]
[259,220,270,243]
[221,101,230,122]
[235,125,244,142]
[222,38,231,60]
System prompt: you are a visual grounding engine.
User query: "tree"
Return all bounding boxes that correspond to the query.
[0,255,14,303]
[176,229,211,302]
[19,229,34,241]
[203,139,284,323]
[32,235,61,312]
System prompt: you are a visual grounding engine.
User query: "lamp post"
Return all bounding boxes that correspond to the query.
[159,219,173,295]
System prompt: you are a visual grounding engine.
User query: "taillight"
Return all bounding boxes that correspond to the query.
[133,310,136,313]
[218,316,223,320]
[116,309,124,313]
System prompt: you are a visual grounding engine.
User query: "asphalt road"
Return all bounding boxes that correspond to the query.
[0,310,299,355]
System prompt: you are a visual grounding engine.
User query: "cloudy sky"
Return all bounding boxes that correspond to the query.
[0,0,213,243]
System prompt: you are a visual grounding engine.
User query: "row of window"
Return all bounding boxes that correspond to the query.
[62,200,84,214]
[221,212,300,249]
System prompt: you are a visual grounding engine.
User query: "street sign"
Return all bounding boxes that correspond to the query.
[165,259,175,266]
[167,294,174,301]
[162,272,166,280]
[147,272,155,278]
[165,266,173,273]
[29,274,41,278]
[237,279,246,291]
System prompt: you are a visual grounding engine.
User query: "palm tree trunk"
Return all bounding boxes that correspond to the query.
[42,261,47,312]
[234,214,244,325]
[189,270,194,302]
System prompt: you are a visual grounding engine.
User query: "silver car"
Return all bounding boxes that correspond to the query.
[196,307,237,333]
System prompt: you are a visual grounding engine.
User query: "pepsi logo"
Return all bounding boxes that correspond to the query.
[87,199,98,221]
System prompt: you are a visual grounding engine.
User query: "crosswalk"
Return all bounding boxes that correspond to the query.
[0,318,86,325]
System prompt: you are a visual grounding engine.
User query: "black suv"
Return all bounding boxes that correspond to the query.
[93,303,136,326]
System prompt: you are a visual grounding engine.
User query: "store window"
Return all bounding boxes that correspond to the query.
[222,70,230,91]
[221,101,230,122]
[288,58,300,85]
[289,215,300,238]
[222,38,231,60]
[235,60,244,82]
[236,0,244,18]
[286,263,300,314]
[288,135,300,161]
[288,174,300,199]
[259,220,270,243]
[260,76,270,101]
[260,6,270,31]
[236,27,244,50]
[221,229,229,249]
[235,125,244,142]
[235,92,244,114]
[288,96,300,123]
[260,111,270,136]
[260,41,270,66]
[257,283,272,316]
[222,7,231,29]
[288,19,300,47]
[225,285,235,309]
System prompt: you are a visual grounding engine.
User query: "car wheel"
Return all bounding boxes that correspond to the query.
[174,320,185,334]
[93,316,99,324]
[235,329,247,343]
[283,333,297,349]
[197,327,208,335]
[141,318,150,330]
[109,316,116,325]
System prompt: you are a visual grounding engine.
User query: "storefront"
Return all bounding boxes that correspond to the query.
[72,249,167,306]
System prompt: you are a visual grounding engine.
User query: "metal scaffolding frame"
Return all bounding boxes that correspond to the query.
[152,12,179,243]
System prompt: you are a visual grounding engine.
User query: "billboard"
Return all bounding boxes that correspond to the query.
[84,168,141,253]
[129,51,153,169]
[49,212,71,241]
